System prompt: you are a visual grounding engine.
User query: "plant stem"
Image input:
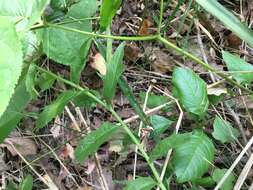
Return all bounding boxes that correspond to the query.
[157,36,253,94]
[158,0,164,34]
[35,65,166,190]
[43,22,159,41]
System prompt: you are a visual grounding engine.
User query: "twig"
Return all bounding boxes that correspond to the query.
[195,19,216,82]
[39,138,81,189]
[153,86,183,190]
[225,102,248,146]
[75,107,109,190]
[65,106,81,132]
[214,135,253,190]
[122,102,173,124]
[5,139,59,190]
[133,85,152,179]
[233,153,253,190]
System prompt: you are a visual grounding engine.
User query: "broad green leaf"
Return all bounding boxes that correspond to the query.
[150,133,191,161]
[0,78,32,143]
[195,0,253,47]
[212,168,235,190]
[20,175,33,190]
[172,130,215,183]
[99,0,121,31]
[103,43,125,101]
[26,63,39,98]
[222,51,253,85]
[36,72,56,92]
[0,18,23,118]
[139,92,169,109]
[70,38,92,83]
[72,90,99,108]
[36,90,78,128]
[67,0,97,19]
[212,115,239,143]
[150,115,173,139]
[0,0,49,30]
[194,176,215,187]
[75,122,118,162]
[123,177,156,190]
[40,21,91,67]
[22,31,40,62]
[172,67,209,119]
[6,181,17,190]
[40,0,97,82]
[118,77,150,126]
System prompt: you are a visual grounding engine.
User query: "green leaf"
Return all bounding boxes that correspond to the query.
[0,77,32,143]
[150,133,191,161]
[222,51,253,85]
[0,0,49,30]
[212,115,239,144]
[103,43,125,101]
[99,0,121,31]
[150,115,173,139]
[194,176,215,187]
[139,92,169,109]
[195,0,253,47]
[123,177,156,190]
[118,77,150,126]
[75,122,118,162]
[26,63,39,98]
[67,0,97,19]
[20,175,33,190]
[0,18,23,118]
[6,181,17,190]
[40,21,91,66]
[70,38,92,84]
[172,130,215,183]
[72,90,99,108]
[212,168,235,190]
[172,67,209,119]
[36,72,56,92]
[40,1,97,82]
[36,90,78,128]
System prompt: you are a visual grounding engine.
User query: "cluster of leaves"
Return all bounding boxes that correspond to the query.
[0,0,253,189]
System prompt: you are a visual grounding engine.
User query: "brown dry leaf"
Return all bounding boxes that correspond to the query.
[50,116,62,138]
[90,53,106,76]
[1,137,37,156]
[150,49,175,73]
[60,143,75,160]
[138,18,153,36]
[226,33,242,48]
[124,43,141,62]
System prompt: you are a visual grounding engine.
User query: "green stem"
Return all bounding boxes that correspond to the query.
[35,65,166,190]
[158,0,164,34]
[43,22,159,41]
[157,36,253,94]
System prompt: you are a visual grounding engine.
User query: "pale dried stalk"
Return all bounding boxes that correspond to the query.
[153,86,183,190]
[234,153,253,190]
[39,138,81,189]
[133,85,152,179]
[214,135,253,190]
[5,140,59,190]
[75,107,109,190]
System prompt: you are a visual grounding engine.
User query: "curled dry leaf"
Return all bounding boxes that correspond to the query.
[1,137,37,156]
[138,18,153,36]
[90,53,107,76]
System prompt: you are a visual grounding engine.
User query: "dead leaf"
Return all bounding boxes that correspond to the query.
[90,53,106,76]
[1,137,37,156]
[60,143,75,160]
[138,18,153,36]
[50,116,62,138]
[124,43,141,62]
[150,49,175,73]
